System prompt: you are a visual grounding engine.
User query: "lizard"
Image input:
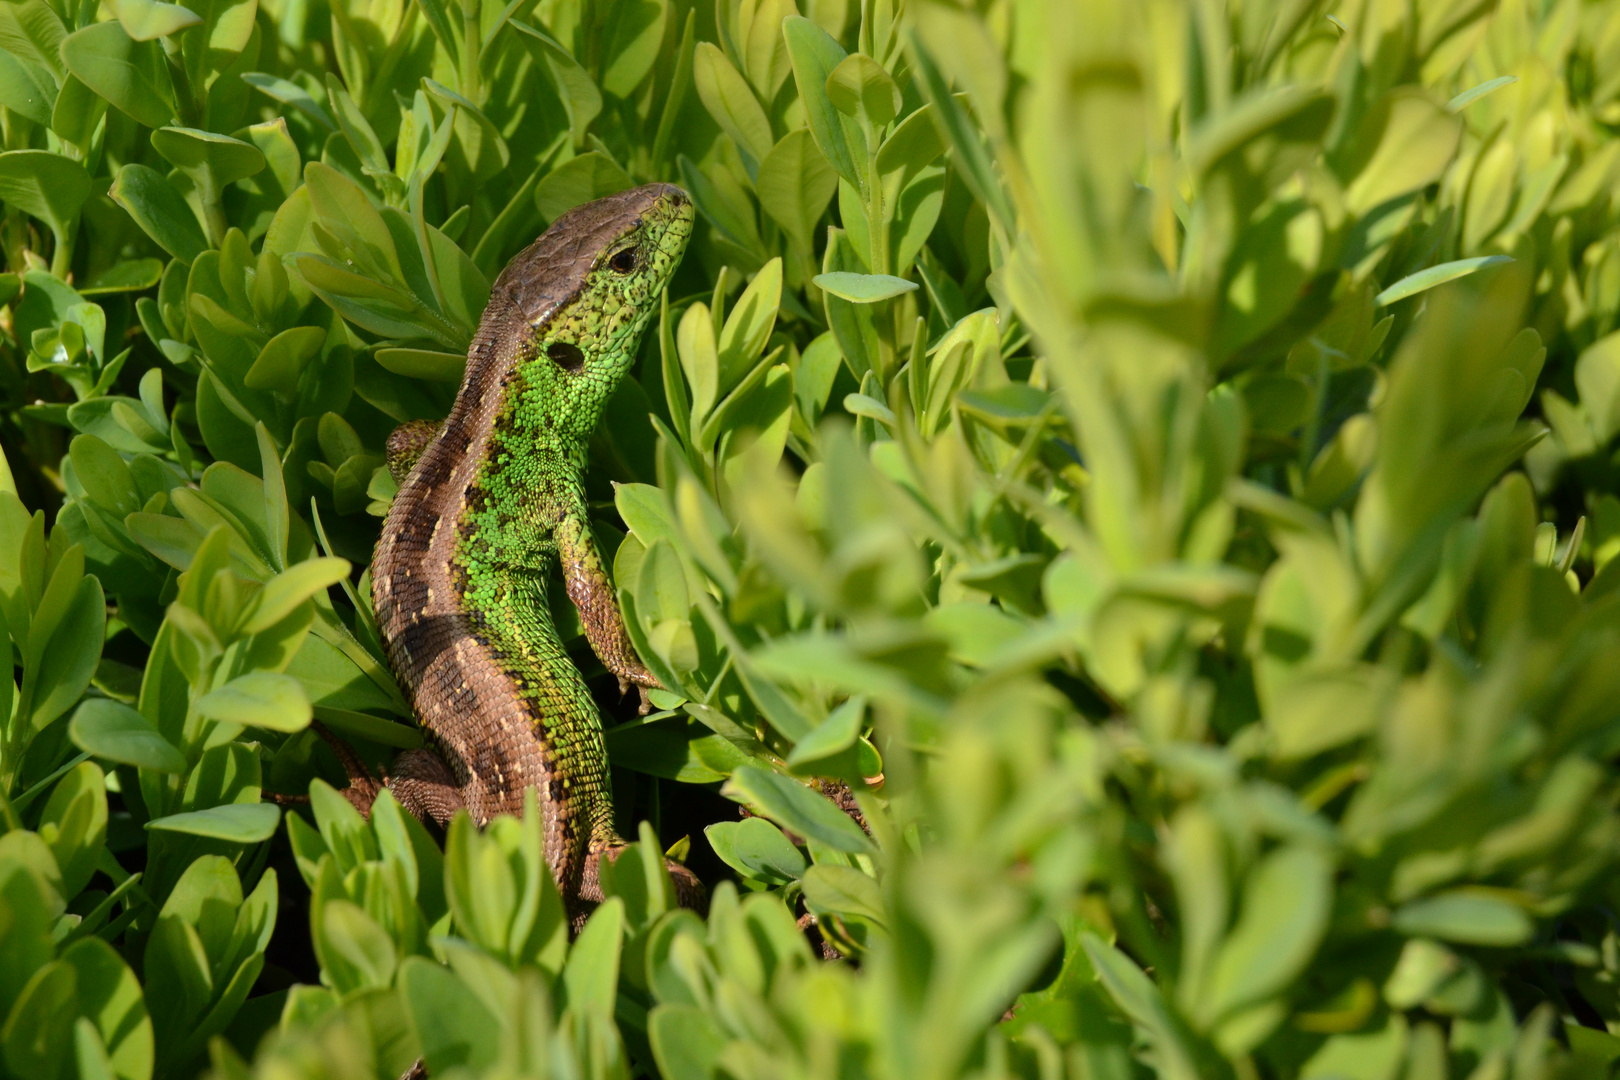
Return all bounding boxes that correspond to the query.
[339,183,702,918]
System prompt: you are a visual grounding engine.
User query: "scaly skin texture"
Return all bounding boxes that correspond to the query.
[367,184,696,913]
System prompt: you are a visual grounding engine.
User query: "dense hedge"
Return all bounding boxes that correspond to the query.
[5,0,1620,1077]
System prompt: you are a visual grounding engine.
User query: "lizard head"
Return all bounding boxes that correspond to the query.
[492,183,694,442]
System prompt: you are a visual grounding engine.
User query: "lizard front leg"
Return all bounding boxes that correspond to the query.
[554,502,661,711]
[386,420,441,484]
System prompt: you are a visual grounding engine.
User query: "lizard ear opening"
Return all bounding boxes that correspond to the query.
[548,341,586,373]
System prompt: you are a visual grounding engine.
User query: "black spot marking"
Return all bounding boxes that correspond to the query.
[393,507,440,550]
[397,614,459,672]
[549,341,586,373]
[415,448,454,488]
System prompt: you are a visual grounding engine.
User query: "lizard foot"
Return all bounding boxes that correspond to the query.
[387,748,464,827]
[312,721,384,817]
[616,675,658,716]
[575,844,708,931]
[310,724,464,828]
[385,420,441,485]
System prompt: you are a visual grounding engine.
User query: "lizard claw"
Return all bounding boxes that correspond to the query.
[616,675,656,715]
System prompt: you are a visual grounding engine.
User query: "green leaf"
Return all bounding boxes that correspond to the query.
[308,778,376,871]
[195,671,312,732]
[0,833,62,1021]
[59,938,153,1080]
[178,0,255,96]
[678,154,764,257]
[1300,1014,1408,1080]
[599,0,667,97]
[105,0,203,40]
[400,957,501,1074]
[145,803,281,842]
[534,151,634,223]
[722,765,873,853]
[313,900,396,994]
[68,434,140,517]
[801,863,884,923]
[292,255,461,350]
[1375,256,1514,306]
[756,130,839,251]
[1,961,76,1080]
[1447,74,1517,112]
[1391,891,1534,946]
[563,896,624,1015]
[649,1004,729,1080]
[813,271,917,303]
[244,557,350,632]
[0,151,90,245]
[60,21,174,129]
[421,79,510,181]
[842,392,895,426]
[28,570,105,733]
[906,32,1014,230]
[245,326,325,395]
[0,51,55,125]
[38,761,108,897]
[1340,89,1462,215]
[109,164,208,264]
[718,258,782,392]
[704,818,806,884]
[80,259,165,296]
[1200,845,1333,1025]
[375,348,466,381]
[241,72,335,131]
[69,697,186,773]
[151,126,265,200]
[784,16,860,187]
[303,160,401,281]
[875,104,946,181]
[0,0,65,82]
[786,695,864,766]
[512,20,603,143]
[825,53,901,127]
[1082,933,1200,1080]
[49,76,107,155]
[693,42,773,167]
[324,73,388,178]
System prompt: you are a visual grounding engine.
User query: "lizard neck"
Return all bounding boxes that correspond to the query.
[455,334,630,564]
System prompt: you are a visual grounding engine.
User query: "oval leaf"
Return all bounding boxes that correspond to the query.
[195,671,312,732]
[1375,255,1514,307]
[145,803,281,843]
[0,150,91,239]
[721,764,873,853]
[69,698,186,773]
[813,271,918,303]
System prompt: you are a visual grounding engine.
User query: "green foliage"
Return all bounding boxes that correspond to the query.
[8,0,1620,1077]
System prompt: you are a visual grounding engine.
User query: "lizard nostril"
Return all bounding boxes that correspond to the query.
[549,341,586,373]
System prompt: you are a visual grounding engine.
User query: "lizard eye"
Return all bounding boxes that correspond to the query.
[608,248,637,274]
[549,341,586,373]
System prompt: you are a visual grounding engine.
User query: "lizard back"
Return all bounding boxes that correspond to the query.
[371,184,693,895]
